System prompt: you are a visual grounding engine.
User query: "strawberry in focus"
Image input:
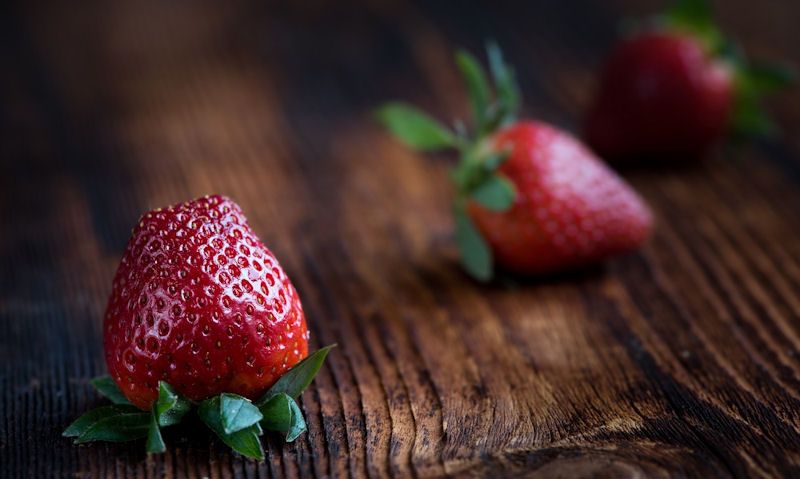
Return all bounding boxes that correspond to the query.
[377,43,652,280]
[104,195,308,409]
[65,195,333,460]
[584,0,793,162]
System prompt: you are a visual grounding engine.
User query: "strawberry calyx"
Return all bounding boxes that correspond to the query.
[64,345,335,460]
[655,0,795,139]
[376,42,522,281]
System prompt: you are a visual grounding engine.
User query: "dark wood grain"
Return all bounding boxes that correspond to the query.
[2,0,800,477]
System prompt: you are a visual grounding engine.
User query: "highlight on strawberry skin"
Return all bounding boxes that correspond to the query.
[63,195,334,460]
[584,0,795,163]
[376,43,653,281]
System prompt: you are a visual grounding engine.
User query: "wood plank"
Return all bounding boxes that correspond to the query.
[2,0,800,477]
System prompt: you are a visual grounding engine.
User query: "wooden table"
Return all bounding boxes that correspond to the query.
[3,0,800,477]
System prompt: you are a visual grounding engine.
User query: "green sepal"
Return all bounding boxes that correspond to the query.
[90,376,132,405]
[731,61,795,139]
[662,0,723,52]
[375,43,522,281]
[740,63,796,94]
[375,103,457,151]
[456,49,492,135]
[257,345,336,405]
[65,353,334,458]
[731,95,777,138]
[450,146,510,193]
[220,393,263,435]
[665,0,713,27]
[259,392,307,442]
[198,396,264,460]
[260,393,293,431]
[453,202,492,282]
[486,41,520,128]
[75,415,151,443]
[63,404,142,438]
[254,346,335,443]
[471,175,516,212]
[481,151,511,172]
[154,381,192,427]
[68,406,152,444]
[450,146,484,191]
[285,398,307,442]
[450,155,477,191]
[146,411,166,454]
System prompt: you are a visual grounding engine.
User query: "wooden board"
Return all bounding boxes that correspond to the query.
[3,0,800,477]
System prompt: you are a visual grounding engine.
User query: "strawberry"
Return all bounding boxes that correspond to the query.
[584,0,793,162]
[104,195,308,408]
[65,195,334,460]
[377,43,652,280]
[468,122,651,275]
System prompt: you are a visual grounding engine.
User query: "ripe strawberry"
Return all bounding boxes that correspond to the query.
[65,195,333,459]
[104,194,308,409]
[584,0,793,162]
[468,122,651,275]
[377,43,652,280]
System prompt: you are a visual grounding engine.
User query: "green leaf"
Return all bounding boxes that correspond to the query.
[455,49,492,134]
[223,428,264,461]
[198,396,264,460]
[486,41,520,127]
[259,393,307,442]
[665,0,713,29]
[481,151,511,171]
[741,63,796,94]
[257,345,336,405]
[451,148,512,195]
[155,382,191,427]
[63,404,142,437]
[259,393,293,432]
[146,411,166,454]
[375,103,456,151]
[730,60,794,139]
[732,96,777,138]
[90,376,132,405]
[285,398,307,442]
[471,175,516,212]
[663,0,722,52]
[220,393,263,435]
[75,410,151,443]
[453,204,492,281]
[450,149,482,191]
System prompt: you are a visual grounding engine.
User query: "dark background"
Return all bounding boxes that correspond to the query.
[2,0,800,477]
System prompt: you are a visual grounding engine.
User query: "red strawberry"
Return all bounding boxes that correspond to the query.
[66,195,333,459]
[104,195,308,409]
[378,43,652,280]
[585,31,732,161]
[469,122,651,275]
[585,0,793,162]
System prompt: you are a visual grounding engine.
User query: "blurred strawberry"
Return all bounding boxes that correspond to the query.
[584,0,794,162]
[377,44,652,280]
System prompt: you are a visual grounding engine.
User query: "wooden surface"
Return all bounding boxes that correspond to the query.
[3,0,800,477]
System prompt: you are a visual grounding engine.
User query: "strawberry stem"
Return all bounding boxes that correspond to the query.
[377,43,522,281]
